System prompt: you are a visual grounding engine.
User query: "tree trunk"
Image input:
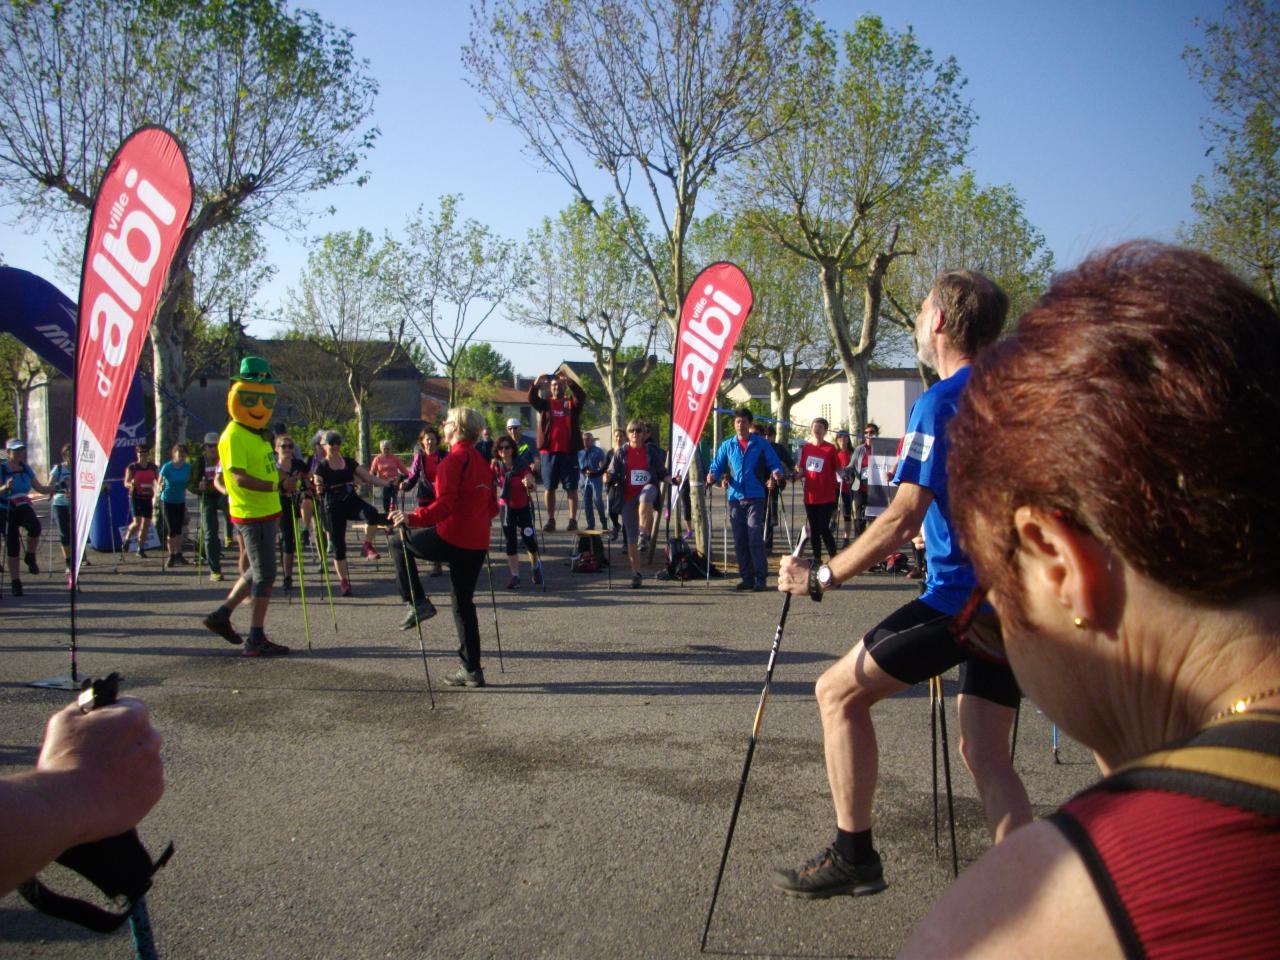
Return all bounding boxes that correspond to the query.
[150,311,187,455]
[349,373,372,468]
[773,383,795,447]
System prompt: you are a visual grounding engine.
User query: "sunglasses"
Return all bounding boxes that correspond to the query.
[279,443,294,449]
[238,391,276,409]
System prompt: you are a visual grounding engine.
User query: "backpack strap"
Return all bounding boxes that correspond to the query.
[1105,713,1280,816]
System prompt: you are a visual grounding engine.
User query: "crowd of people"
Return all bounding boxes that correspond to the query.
[4,243,1278,956]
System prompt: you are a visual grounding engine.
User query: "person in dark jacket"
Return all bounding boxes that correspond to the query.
[527,372,586,532]
[604,419,668,588]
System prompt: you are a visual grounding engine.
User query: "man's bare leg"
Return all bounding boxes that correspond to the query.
[956,694,1032,842]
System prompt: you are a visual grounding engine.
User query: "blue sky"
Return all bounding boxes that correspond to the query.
[0,0,1223,375]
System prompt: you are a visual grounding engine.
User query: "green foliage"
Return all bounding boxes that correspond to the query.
[453,342,515,384]
[1181,0,1279,309]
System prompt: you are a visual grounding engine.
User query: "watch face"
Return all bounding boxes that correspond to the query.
[817,565,833,586]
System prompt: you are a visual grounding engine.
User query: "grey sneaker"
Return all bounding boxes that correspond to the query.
[770,847,885,899]
[441,666,486,688]
[401,600,438,631]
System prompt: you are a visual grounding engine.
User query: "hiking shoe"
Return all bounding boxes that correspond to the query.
[543,518,556,532]
[735,579,754,591]
[340,579,353,597]
[631,572,643,589]
[282,574,293,591]
[176,554,190,566]
[441,666,486,688]
[770,847,886,899]
[566,518,578,531]
[203,610,243,646]
[609,527,621,542]
[401,600,438,630]
[137,548,149,560]
[507,575,521,590]
[243,636,290,658]
[10,579,23,597]
[753,579,767,592]
[210,571,225,582]
[24,553,38,575]
[532,563,544,586]
[638,533,651,551]
[362,541,380,560]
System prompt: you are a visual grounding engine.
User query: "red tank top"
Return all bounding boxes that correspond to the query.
[128,463,158,498]
[1052,715,1280,960]
[623,446,651,502]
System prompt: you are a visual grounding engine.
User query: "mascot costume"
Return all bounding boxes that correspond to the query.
[201,356,291,657]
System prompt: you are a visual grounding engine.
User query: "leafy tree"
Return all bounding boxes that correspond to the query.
[0,0,378,452]
[453,342,515,385]
[391,194,524,408]
[886,171,1054,381]
[728,15,973,433]
[693,213,838,445]
[1181,0,1279,309]
[514,199,660,435]
[0,334,49,444]
[464,0,811,555]
[284,229,407,466]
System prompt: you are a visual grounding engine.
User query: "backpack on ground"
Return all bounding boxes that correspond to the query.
[665,537,698,581]
[571,533,606,573]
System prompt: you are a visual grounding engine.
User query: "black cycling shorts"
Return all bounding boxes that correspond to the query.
[864,598,1021,708]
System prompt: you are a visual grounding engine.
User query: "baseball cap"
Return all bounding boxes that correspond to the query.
[5,438,25,451]
[505,418,521,429]
[203,432,219,445]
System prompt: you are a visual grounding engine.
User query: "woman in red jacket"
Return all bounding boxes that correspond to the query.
[389,407,498,688]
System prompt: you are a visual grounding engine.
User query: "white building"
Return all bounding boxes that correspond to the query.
[725,367,924,438]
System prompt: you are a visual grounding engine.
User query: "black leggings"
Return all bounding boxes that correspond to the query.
[322,494,382,561]
[4,503,40,556]
[394,528,486,672]
[805,501,838,564]
[840,487,854,523]
[501,504,539,556]
[53,504,71,547]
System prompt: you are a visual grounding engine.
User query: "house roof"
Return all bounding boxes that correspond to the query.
[728,367,918,397]
[420,377,529,404]
[195,337,427,381]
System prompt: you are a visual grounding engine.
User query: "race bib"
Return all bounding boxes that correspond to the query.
[805,455,825,473]
[630,469,650,486]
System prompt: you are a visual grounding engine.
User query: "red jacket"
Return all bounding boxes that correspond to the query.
[404,441,497,550]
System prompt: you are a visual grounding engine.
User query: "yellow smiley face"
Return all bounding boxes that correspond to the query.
[227,381,276,429]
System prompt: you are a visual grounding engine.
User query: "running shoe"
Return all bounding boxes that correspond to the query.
[735,580,754,591]
[753,579,767,592]
[441,666,485,688]
[609,527,621,542]
[210,571,225,582]
[202,610,243,645]
[137,548,149,560]
[282,574,292,591]
[631,572,643,589]
[361,540,380,560]
[637,533,651,551]
[769,847,885,899]
[24,553,38,575]
[566,518,578,532]
[401,600,438,630]
[507,575,520,590]
[242,636,290,658]
[340,579,353,597]
[532,562,544,586]
[10,579,23,596]
[173,554,189,566]
[543,518,556,532]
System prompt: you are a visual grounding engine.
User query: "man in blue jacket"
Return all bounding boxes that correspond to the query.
[707,408,785,591]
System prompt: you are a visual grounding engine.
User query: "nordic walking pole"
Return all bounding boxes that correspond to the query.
[311,493,338,635]
[1052,723,1060,764]
[704,483,712,587]
[1010,700,1021,762]
[931,676,940,855]
[394,516,435,709]
[483,551,505,673]
[776,486,794,553]
[529,492,548,592]
[701,528,811,952]
[194,492,204,580]
[289,497,312,652]
[934,674,960,878]
[107,481,124,575]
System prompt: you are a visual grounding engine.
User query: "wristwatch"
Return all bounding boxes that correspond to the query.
[808,563,833,602]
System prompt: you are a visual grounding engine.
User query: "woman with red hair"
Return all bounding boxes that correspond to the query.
[901,242,1280,959]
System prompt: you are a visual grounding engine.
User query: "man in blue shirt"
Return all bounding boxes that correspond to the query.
[707,408,785,591]
[770,270,1031,899]
[576,432,607,531]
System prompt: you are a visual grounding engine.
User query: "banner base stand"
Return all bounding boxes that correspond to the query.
[28,675,84,691]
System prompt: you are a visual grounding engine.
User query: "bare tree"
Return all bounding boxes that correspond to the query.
[391,195,523,409]
[285,229,406,466]
[514,199,660,434]
[464,0,811,554]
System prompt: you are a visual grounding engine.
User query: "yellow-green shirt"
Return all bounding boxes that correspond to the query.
[218,422,279,520]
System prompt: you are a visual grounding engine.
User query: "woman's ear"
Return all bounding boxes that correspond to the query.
[1011,507,1113,630]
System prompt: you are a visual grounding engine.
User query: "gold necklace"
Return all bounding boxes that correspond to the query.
[1211,686,1280,722]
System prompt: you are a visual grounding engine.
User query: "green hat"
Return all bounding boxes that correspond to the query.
[231,356,280,384]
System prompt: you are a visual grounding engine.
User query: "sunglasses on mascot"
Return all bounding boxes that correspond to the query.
[238,391,276,410]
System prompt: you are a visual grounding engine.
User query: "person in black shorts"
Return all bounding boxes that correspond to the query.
[309,430,394,597]
[122,442,159,560]
[1,438,54,595]
[771,270,1031,899]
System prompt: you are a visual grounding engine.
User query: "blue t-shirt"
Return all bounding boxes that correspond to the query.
[892,366,976,615]
[0,460,35,509]
[51,463,72,507]
[158,460,193,504]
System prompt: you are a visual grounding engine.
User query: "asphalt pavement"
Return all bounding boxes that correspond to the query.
[0,518,1098,959]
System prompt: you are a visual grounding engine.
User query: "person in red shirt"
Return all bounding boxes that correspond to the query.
[491,435,542,588]
[122,441,159,560]
[388,407,499,688]
[528,372,586,532]
[796,417,839,564]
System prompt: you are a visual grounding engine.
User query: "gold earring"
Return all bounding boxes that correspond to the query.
[1073,616,1089,630]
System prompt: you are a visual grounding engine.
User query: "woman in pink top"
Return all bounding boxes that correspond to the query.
[368,439,408,515]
